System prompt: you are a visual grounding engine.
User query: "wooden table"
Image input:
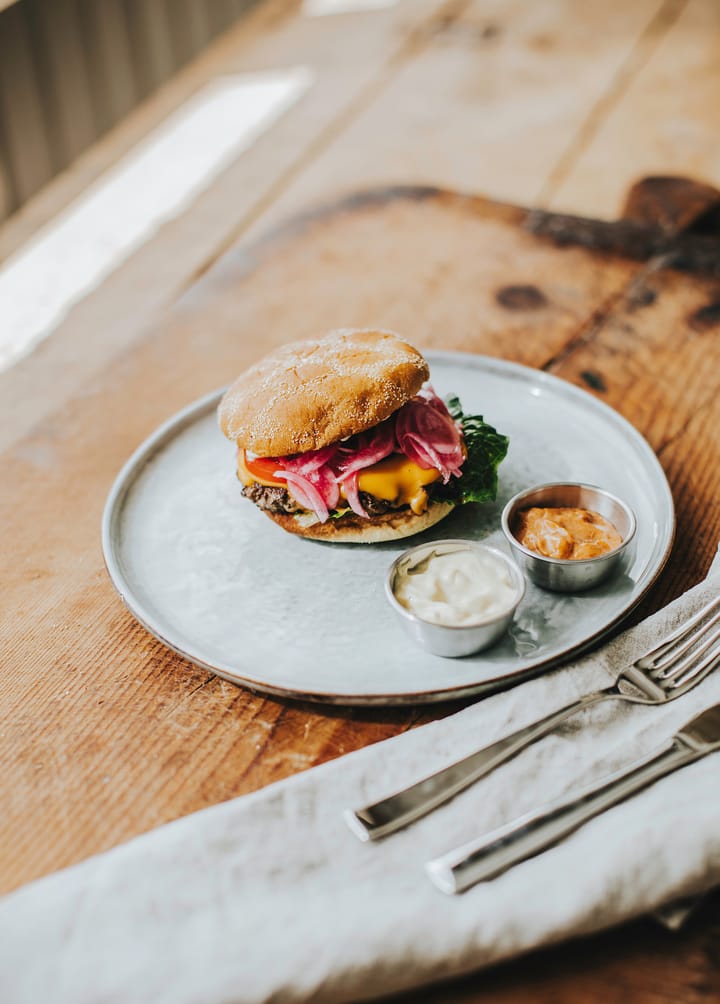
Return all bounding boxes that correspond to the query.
[2,1,720,1000]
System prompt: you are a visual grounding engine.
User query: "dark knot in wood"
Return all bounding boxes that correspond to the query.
[495,284,548,310]
[689,300,720,332]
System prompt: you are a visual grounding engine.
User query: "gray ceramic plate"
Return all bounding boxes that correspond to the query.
[102,353,674,705]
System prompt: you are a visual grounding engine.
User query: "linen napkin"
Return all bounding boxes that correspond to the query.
[2,565,720,1004]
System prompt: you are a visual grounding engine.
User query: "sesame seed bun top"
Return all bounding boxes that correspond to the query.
[217,328,430,457]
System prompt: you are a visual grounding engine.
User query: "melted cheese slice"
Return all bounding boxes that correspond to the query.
[356,454,440,515]
[238,451,440,515]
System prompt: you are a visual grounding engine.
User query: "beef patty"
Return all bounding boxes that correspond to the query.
[242,482,395,516]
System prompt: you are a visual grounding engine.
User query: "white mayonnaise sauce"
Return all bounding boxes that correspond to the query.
[394,547,519,626]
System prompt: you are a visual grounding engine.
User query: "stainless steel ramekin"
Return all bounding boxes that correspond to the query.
[501,483,637,593]
[385,539,526,658]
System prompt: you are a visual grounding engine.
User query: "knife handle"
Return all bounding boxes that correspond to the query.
[345,690,613,841]
[426,739,699,894]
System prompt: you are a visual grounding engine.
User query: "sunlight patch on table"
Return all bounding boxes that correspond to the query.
[303,0,397,16]
[0,69,313,373]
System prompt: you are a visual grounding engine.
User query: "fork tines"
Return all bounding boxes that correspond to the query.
[639,594,720,689]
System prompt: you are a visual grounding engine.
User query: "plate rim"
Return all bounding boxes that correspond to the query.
[102,352,676,705]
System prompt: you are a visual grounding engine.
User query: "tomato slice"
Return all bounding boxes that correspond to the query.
[241,451,287,486]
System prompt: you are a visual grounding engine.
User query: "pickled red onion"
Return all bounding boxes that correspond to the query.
[273,470,331,522]
[311,465,341,512]
[278,445,338,475]
[342,472,367,517]
[395,389,464,483]
[335,421,396,480]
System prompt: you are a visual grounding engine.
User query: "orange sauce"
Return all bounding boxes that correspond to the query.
[514,506,622,560]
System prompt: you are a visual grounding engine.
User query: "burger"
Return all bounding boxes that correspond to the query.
[217,328,508,543]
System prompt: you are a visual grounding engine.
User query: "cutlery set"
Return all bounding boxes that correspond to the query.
[345,594,720,894]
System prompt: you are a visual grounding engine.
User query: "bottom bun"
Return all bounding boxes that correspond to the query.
[264,500,456,543]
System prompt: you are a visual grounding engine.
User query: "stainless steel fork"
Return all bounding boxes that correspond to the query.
[345,593,720,841]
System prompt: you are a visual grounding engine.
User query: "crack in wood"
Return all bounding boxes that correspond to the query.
[655,396,717,459]
[532,181,720,372]
[538,0,689,206]
[540,293,629,374]
[235,704,288,780]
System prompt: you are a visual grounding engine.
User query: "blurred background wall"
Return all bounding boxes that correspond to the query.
[0,0,260,221]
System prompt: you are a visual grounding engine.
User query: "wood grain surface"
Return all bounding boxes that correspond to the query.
[2,177,720,1003]
[2,1,720,1001]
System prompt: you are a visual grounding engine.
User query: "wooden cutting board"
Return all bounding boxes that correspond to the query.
[2,175,720,923]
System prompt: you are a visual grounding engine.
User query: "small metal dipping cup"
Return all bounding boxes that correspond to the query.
[385,540,526,658]
[501,483,637,593]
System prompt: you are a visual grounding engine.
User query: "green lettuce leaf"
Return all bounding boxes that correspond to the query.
[443,394,509,505]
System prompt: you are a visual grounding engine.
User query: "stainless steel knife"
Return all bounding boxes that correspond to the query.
[426,703,720,895]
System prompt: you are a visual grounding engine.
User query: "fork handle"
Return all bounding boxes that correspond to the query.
[345,688,614,841]
[426,739,699,894]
